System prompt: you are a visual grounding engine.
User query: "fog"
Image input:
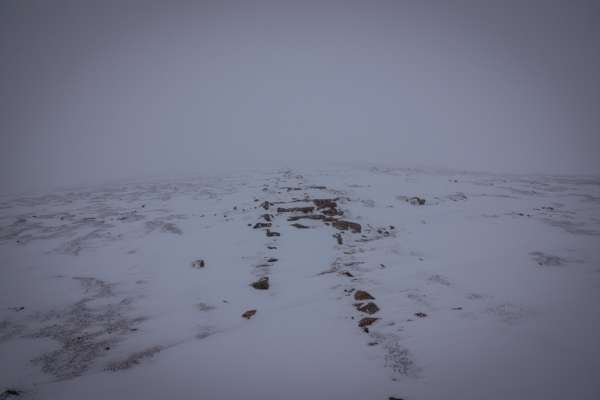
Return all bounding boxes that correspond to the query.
[1,0,599,194]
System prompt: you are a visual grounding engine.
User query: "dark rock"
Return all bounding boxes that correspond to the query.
[277,206,315,213]
[260,201,271,210]
[1,389,22,398]
[354,290,375,301]
[267,258,278,263]
[322,207,343,216]
[340,271,354,277]
[290,223,309,229]
[313,198,338,209]
[334,233,343,245]
[408,196,426,206]
[355,302,380,315]
[191,259,205,268]
[451,307,463,310]
[242,309,257,319]
[253,222,272,229]
[251,277,269,290]
[261,214,272,222]
[332,220,362,233]
[287,214,327,222]
[358,317,379,328]
[267,246,277,250]
[414,312,427,318]
[266,230,280,237]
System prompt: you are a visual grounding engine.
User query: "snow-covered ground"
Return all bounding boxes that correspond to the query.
[1,165,599,400]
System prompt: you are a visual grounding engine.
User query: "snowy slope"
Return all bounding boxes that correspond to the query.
[1,165,599,400]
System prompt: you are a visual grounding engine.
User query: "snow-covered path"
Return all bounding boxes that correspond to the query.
[1,166,599,399]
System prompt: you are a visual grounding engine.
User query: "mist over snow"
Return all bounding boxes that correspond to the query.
[1,2,600,400]
[1,0,599,195]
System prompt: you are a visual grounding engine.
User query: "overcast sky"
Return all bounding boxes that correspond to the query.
[1,0,599,194]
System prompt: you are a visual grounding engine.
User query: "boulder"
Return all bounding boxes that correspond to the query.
[242,309,257,319]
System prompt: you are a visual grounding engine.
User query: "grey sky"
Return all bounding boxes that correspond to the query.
[1,0,599,194]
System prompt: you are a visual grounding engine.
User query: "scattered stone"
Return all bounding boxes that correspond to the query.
[267,246,277,250]
[339,271,354,277]
[358,317,379,328]
[451,307,463,310]
[290,223,309,229]
[308,185,327,190]
[354,290,375,301]
[389,397,404,400]
[191,259,205,269]
[414,312,427,318]
[253,222,272,229]
[332,220,362,233]
[355,302,380,315]
[408,196,426,206]
[267,258,278,263]
[277,206,315,213]
[241,309,257,319]
[8,306,25,312]
[266,230,280,237]
[368,341,379,346]
[260,201,271,210]
[251,277,270,290]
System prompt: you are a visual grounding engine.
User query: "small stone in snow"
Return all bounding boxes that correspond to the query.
[354,290,375,301]
[242,309,257,319]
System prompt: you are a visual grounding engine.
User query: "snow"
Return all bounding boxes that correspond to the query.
[1,165,599,399]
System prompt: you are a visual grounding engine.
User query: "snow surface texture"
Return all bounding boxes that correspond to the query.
[1,166,599,399]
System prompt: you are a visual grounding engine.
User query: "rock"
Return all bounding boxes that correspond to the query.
[313,198,338,209]
[339,271,354,277]
[358,317,379,328]
[267,246,277,250]
[414,312,427,318]
[332,220,362,233]
[277,206,315,213]
[451,307,463,310]
[322,207,343,216]
[260,201,271,210]
[251,277,269,290]
[1,389,21,398]
[287,214,327,222]
[408,196,426,205]
[253,222,272,229]
[333,233,343,245]
[389,397,404,400]
[266,230,280,237]
[267,258,278,263]
[355,302,380,315]
[354,290,375,301]
[242,309,257,319]
[290,223,309,229]
[261,214,272,222]
[191,259,205,268]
